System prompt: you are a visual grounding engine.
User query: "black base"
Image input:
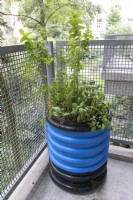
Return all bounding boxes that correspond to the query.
[49,160,107,194]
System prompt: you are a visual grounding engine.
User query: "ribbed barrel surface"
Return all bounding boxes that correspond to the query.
[46,120,110,173]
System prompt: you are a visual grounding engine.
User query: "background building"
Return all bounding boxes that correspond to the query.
[91,0,133,38]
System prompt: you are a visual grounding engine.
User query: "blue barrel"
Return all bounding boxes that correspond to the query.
[47,118,110,193]
[46,118,110,173]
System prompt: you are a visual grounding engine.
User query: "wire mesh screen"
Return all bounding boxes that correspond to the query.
[0,45,46,199]
[56,40,133,145]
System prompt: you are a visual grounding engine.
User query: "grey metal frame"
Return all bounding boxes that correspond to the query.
[0,44,47,199]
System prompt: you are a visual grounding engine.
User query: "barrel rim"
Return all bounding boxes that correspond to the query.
[47,117,109,132]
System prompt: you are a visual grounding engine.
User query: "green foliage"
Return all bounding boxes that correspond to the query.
[105,6,133,35]
[19,27,53,85]
[107,6,121,26]
[18,0,101,39]
[21,11,111,131]
[47,24,61,38]
[67,11,93,72]
[48,11,111,131]
[106,24,133,35]
[49,78,111,131]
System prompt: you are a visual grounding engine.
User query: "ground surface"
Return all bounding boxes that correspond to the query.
[31,159,133,200]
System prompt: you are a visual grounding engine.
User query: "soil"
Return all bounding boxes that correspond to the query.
[51,116,93,128]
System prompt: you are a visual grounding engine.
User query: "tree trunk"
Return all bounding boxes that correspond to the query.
[38,0,47,40]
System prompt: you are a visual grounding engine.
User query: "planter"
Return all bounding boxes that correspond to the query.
[46,117,110,193]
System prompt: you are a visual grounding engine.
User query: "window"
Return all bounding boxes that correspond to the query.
[115,5,120,8]
[97,18,102,22]
[97,22,101,28]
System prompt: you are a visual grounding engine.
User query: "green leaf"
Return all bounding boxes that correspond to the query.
[62,112,70,116]
[36,90,41,96]
[77,116,81,123]
[52,107,61,113]
[19,29,24,35]
[91,126,96,132]
[40,118,46,125]
[20,36,26,43]
[102,124,106,130]
[79,108,84,114]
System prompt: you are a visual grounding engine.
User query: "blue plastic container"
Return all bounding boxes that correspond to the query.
[46,118,110,174]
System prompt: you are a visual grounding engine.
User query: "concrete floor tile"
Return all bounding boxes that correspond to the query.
[31,159,133,200]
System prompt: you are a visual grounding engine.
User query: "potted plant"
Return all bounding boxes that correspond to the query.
[20,11,111,193]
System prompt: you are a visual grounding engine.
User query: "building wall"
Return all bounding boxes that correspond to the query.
[91,0,133,39]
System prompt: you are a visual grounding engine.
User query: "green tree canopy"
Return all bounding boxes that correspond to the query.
[0,0,102,42]
[106,6,121,26]
[18,0,102,39]
[105,6,133,35]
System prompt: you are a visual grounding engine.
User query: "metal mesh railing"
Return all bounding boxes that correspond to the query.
[1,39,133,199]
[0,45,46,199]
[56,40,133,145]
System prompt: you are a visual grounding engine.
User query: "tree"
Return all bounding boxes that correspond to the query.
[107,6,121,26]
[17,0,102,40]
[0,0,19,44]
[0,0,102,40]
[105,6,133,35]
[0,0,10,44]
[106,24,133,35]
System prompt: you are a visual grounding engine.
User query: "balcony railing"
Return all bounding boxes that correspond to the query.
[1,38,133,199]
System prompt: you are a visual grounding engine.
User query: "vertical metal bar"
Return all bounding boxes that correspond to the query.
[45,41,55,84]
[56,41,62,78]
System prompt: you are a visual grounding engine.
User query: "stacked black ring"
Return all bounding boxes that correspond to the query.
[49,160,107,194]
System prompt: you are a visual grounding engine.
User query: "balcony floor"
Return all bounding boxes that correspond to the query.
[31,159,133,200]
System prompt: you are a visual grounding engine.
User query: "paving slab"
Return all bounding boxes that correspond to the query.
[31,159,133,200]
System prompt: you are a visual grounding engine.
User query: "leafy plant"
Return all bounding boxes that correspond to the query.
[20,11,111,131]
[19,27,53,86]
